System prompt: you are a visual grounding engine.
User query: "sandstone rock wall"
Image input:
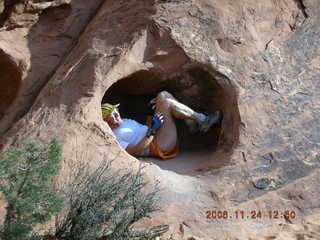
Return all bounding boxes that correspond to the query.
[0,0,104,134]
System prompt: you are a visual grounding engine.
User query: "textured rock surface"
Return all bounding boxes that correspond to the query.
[0,0,104,133]
[1,0,320,239]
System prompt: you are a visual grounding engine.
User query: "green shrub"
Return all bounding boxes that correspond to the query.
[0,139,64,240]
[0,140,168,240]
[54,160,168,240]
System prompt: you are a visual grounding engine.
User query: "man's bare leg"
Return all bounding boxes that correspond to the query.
[153,91,207,152]
[153,92,178,153]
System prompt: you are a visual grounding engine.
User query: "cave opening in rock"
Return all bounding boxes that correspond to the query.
[0,49,22,120]
[102,67,240,172]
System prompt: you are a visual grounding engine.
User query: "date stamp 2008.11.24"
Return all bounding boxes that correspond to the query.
[206,210,297,220]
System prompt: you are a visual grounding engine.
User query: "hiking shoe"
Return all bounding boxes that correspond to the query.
[199,110,222,133]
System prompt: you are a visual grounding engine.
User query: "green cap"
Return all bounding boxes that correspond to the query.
[101,103,120,119]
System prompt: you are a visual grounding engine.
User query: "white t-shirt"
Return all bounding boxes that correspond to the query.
[113,119,148,149]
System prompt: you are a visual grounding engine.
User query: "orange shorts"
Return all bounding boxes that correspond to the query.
[149,138,179,160]
[146,115,179,160]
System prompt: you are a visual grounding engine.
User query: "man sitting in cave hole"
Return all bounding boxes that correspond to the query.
[102,91,222,160]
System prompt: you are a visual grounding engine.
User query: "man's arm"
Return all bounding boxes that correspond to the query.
[126,112,164,156]
[126,133,154,156]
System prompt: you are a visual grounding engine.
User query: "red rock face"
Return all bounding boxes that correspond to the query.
[1,0,320,239]
[0,0,104,134]
[0,49,21,120]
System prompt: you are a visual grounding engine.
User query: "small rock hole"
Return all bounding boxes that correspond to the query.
[102,66,240,173]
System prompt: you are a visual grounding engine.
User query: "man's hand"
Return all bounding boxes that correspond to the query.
[147,112,164,137]
[151,112,164,130]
